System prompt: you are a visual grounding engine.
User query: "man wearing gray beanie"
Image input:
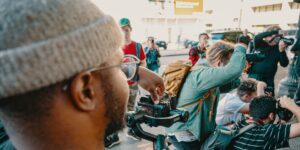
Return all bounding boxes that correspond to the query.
[0,0,164,150]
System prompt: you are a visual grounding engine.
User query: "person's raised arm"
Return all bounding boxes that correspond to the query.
[253,30,278,49]
[279,96,300,138]
[193,44,247,91]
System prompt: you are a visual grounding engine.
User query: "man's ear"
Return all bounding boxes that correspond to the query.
[70,72,97,111]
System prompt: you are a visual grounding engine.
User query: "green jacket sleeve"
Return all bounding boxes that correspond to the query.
[192,45,246,92]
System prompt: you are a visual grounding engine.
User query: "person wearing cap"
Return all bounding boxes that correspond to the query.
[0,0,164,150]
[118,17,148,141]
[119,18,146,68]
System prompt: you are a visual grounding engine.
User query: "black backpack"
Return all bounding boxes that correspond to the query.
[201,123,256,150]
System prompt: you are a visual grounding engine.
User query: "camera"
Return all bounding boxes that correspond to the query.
[271,35,295,46]
[277,101,293,122]
[126,95,189,127]
[126,95,189,150]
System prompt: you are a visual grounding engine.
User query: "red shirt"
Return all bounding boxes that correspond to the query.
[122,41,146,85]
[122,41,146,61]
[188,46,206,65]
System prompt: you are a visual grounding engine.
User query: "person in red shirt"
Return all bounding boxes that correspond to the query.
[114,18,146,142]
[189,33,209,65]
[120,18,146,67]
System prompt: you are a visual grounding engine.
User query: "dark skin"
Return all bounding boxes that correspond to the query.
[4,50,165,150]
[6,51,128,150]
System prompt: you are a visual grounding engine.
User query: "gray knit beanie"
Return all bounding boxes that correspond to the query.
[0,0,123,99]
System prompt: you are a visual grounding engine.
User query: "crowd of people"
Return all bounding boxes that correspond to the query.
[0,0,300,150]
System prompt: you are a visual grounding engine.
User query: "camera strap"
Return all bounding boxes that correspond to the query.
[178,88,216,122]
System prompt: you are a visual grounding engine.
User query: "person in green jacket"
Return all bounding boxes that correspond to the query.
[166,41,247,150]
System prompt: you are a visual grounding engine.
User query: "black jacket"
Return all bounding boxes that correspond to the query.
[294,54,300,101]
[248,31,289,80]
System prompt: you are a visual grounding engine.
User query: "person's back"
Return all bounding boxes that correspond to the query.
[232,120,290,150]
[146,47,160,73]
[166,41,247,150]
[216,80,265,126]
[145,37,160,73]
[231,96,300,150]
[216,93,246,125]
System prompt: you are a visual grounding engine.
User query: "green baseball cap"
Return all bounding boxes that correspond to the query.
[119,18,131,27]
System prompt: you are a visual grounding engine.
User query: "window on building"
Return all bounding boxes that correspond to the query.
[273,4,282,11]
[252,4,282,13]
[289,2,300,9]
[205,10,213,14]
[260,6,266,12]
[267,5,273,11]
[206,24,213,28]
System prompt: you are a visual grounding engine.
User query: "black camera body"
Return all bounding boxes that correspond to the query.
[277,100,294,122]
[126,95,189,150]
[127,95,189,128]
[271,35,295,46]
[282,37,295,46]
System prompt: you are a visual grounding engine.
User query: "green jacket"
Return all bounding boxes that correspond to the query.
[165,45,246,142]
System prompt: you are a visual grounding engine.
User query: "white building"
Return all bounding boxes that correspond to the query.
[202,0,300,33]
[141,0,205,43]
[242,0,300,32]
[92,0,299,43]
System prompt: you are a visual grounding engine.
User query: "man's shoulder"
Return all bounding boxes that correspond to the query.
[222,93,241,103]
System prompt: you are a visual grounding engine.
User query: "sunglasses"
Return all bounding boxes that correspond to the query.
[88,55,140,81]
[63,55,140,91]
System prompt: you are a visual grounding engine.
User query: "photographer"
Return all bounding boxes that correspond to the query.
[231,96,300,150]
[166,41,247,150]
[248,25,289,95]
[188,33,209,65]
[216,80,266,126]
[0,0,164,150]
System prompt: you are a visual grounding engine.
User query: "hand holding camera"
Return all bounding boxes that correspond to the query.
[279,40,288,52]
[279,96,299,110]
[277,96,296,122]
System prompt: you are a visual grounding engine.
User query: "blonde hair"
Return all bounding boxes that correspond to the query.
[206,41,234,65]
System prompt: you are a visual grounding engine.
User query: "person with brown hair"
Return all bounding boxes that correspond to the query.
[248,25,289,95]
[165,41,247,150]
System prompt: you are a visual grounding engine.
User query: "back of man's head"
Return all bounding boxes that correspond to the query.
[250,96,277,120]
[0,0,125,149]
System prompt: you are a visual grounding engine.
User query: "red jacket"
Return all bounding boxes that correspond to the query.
[189,46,206,65]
